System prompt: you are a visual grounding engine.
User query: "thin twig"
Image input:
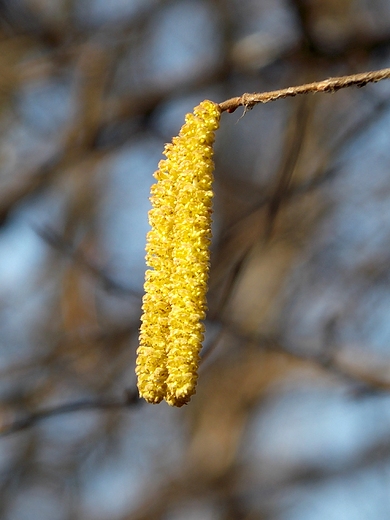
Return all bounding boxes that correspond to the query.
[36,226,141,297]
[220,320,390,396]
[0,388,141,437]
[218,68,390,113]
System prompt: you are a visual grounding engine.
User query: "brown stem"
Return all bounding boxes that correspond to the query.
[218,68,390,113]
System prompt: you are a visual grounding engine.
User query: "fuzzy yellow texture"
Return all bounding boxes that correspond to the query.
[136,100,221,406]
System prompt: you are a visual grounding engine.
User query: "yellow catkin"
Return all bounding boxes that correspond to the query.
[136,100,221,406]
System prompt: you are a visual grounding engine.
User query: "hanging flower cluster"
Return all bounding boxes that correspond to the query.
[136,100,221,406]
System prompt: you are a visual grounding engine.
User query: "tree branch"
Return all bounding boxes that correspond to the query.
[36,226,141,298]
[218,68,390,113]
[0,388,141,437]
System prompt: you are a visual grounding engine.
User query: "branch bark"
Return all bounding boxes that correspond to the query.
[218,68,390,113]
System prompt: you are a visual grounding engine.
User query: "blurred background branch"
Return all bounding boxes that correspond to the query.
[0,388,140,437]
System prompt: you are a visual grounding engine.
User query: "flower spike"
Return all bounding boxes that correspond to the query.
[136,100,221,406]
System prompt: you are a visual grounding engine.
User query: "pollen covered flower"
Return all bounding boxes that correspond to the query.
[136,100,221,406]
